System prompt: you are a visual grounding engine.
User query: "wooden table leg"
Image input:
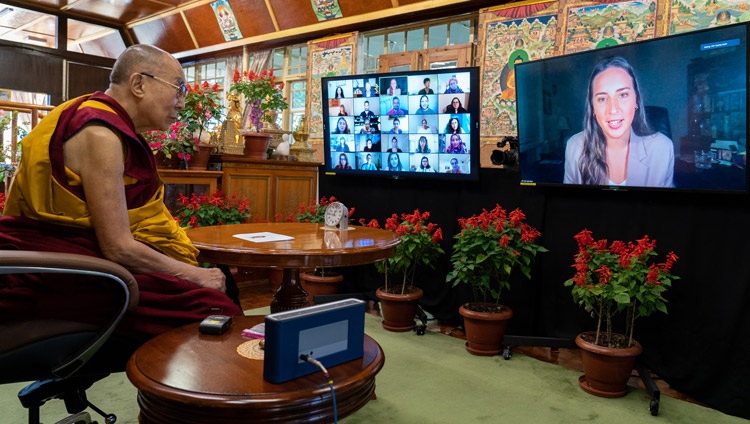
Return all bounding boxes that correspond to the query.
[270,268,310,312]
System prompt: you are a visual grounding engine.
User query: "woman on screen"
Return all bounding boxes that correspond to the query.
[338,105,348,116]
[446,134,467,154]
[387,152,404,171]
[443,97,467,114]
[334,86,345,98]
[563,56,674,187]
[386,78,401,96]
[333,117,351,134]
[415,95,435,114]
[444,117,465,135]
[415,136,431,153]
[388,136,402,153]
[334,153,352,169]
[416,156,437,172]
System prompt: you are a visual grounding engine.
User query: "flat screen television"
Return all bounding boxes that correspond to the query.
[516,22,748,193]
[321,67,480,180]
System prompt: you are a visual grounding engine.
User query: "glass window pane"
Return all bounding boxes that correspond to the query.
[427,24,448,49]
[67,19,124,58]
[184,66,195,83]
[365,35,384,72]
[406,28,424,52]
[387,32,404,54]
[450,20,471,45]
[291,89,306,109]
[367,35,385,57]
[272,48,284,74]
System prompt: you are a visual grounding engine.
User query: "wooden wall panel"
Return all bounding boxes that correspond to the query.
[67,62,112,98]
[338,0,397,16]
[228,0,278,38]
[183,4,226,48]
[268,0,318,31]
[0,45,63,103]
[131,14,195,54]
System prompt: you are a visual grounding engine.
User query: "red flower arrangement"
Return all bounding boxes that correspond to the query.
[173,190,251,228]
[143,120,198,161]
[230,69,288,132]
[564,229,680,348]
[362,209,444,294]
[446,204,547,310]
[179,81,224,139]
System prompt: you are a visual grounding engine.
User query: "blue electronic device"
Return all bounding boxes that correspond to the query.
[263,298,365,384]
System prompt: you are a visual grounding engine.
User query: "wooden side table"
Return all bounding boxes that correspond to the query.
[187,222,400,312]
[126,315,385,424]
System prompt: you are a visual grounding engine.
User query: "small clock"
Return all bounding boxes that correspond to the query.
[324,201,348,230]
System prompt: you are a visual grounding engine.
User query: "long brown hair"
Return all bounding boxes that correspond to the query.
[579,56,652,184]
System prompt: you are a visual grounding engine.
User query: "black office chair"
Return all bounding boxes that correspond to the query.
[0,250,139,424]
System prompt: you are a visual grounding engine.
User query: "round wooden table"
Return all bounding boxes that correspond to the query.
[187,222,400,312]
[126,315,385,424]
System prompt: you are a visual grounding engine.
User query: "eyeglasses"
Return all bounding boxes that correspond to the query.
[139,72,188,99]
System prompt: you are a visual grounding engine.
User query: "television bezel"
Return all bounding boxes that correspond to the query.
[515,22,749,195]
[321,67,481,181]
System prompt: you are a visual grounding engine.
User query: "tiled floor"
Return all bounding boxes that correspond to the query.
[235,271,701,407]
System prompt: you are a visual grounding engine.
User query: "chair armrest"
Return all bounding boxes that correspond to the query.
[0,250,139,378]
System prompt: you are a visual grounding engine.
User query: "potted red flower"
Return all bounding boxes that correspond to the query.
[446,204,547,355]
[565,229,679,397]
[229,69,288,158]
[364,209,444,332]
[177,81,224,169]
[143,121,198,169]
[173,190,252,228]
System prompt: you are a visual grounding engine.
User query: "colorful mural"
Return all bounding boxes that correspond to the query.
[564,1,658,54]
[307,33,357,162]
[311,0,343,21]
[478,2,559,145]
[211,0,242,41]
[670,0,750,33]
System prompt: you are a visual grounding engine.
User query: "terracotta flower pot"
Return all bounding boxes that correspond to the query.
[301,270,344,304]
[241,131,272,159]
[575,332,643,398]
[188,144,212,170]
[459,303,513,356]
[154,151,182,169]
[376,286,423,332]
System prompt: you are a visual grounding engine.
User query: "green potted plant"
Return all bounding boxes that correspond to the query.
[143,121,198,169]
[173,190,252,228]
[177,81,224,169]
[367,209,444,332]
[446,204,547,355]
[292,196,354,302]
[564,229,679,397]
[229,69,288,158]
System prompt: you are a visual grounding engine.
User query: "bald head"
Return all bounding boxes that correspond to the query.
[105,44,185,134]
[110,44,177,85]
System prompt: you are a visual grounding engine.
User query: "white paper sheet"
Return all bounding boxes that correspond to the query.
[233,232,294,243]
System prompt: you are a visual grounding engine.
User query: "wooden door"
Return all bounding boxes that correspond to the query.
[377,43,472,73]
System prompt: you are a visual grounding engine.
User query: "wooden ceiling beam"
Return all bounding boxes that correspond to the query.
[174,0,499,60]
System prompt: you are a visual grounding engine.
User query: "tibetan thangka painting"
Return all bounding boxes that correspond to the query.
[564,1,658,54]
[308,33,357,162]
[669,0,750,33]
[478,2,559,143]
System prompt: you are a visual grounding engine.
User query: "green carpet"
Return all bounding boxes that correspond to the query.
[1,309,745,424]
